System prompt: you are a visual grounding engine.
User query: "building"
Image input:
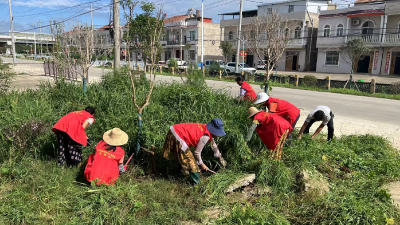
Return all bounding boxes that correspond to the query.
[219,0,335,71]
[316,0,400,76]
[0,31,54,55]
[161,9,223,63]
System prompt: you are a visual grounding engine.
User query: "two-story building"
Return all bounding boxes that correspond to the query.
[316,0,400,76]
[161,9,223,63]
[219,0,336,71]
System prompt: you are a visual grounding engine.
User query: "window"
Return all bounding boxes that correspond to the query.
[189,31,196,41]
[288,5,294,13]
[294,26,301,38]
[228,63,235,67]
[362,21,374,35]
[325,51,339,65]
[324,25,331,37]
[337,24,344,37]
[228,31,233,40]
[189,50,196,60]
[267,8,272,14]
[284,28,290,38]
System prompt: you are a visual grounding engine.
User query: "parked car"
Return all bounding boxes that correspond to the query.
[224,62,257,74]
[166,58,188,69]
[256,60,268,69]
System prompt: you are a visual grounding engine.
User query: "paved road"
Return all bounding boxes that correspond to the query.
[4,56,400,148]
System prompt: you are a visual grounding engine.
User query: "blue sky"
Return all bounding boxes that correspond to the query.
[0,0,355,34]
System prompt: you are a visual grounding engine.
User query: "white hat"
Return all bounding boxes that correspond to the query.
[254,92,270,105]
[103,128,129,146]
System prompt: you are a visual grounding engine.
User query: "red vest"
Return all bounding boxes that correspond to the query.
[254,111,293,150]
[241,81,257,101]
[265,97,300,127]
[52,110,94,146]
[173,123,212,148]
[84,141,125,185]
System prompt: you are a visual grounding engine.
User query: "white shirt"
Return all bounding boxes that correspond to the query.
[306,106,332,125]
[240,88,247,97]
[86,118,94,126]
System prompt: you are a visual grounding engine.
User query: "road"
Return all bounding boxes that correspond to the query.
[3,56,400,148]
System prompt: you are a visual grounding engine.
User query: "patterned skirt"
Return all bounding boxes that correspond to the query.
[57,131,83,166]
[162,130,200,174]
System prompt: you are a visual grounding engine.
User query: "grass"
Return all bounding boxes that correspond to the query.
[154,71,400,100]
[1,70,400,224]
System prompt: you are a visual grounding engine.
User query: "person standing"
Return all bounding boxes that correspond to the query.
[245,107,293,160]
[84,128,128,185]
[52,107,95,167]
[235,77,257,102]
[162,119,227,184]
[297,106,334,141]
[254,92,300,130]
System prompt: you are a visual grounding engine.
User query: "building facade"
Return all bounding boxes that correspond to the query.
[161,9,223,63]
[316,0,400,76]
[220,0,335,71]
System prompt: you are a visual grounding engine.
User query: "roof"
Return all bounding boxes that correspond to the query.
[258,0,330,6]
[218,9,257,16]
[319,3,385,17]
[164,15,189,24]
[354,0,384,3]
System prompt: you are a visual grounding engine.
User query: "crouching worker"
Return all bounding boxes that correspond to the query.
[297,106,334,141]
[245,107,293,160]
[52,107,95,167]
[163,119,227,184]
[236,77,257,102]
[84,128,128,185]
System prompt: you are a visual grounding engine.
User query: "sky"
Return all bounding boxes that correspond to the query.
[0,0,356,34]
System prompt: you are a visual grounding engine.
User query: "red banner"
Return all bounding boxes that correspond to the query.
[373,51,379,71]
[385,52,391,73]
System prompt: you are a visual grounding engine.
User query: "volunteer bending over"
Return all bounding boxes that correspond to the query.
[297,106,334,141]
[235,77,257,102]
[163,119,227,184]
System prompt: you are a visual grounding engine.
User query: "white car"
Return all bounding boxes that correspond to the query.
[166,59,188,69]
[224,62,256,74]
[256,60,267,69]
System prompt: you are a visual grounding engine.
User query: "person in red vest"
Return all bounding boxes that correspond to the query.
[235,77,257,101]
[163,119,227,184]
[245,107,293,160]
[84,128,128,185]
[52,107,95,167]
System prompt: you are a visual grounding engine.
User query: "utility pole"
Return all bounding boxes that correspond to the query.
[8,0,16,64]
[201,0,204,70]
[91,4,93,30]
[34,24,37,59]
[113,0,120,70]
[306,10,314,71]
[39,20,42,56]
[235,0,244,73]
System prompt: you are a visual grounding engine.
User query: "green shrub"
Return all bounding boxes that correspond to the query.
[0,60,14,94]
[390,82,400,94]
[303,75,318,86]
[209,61,221,73]
[97,55,108,61]
[168,58,178,68]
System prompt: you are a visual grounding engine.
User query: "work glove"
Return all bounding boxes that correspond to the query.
[219,157,227,168]
[119,164,126,174]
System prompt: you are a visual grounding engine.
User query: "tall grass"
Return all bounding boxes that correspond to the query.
[1,71,400,224]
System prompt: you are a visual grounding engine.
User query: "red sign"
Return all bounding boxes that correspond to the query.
[385,51,391,73]
[373,51,379,70]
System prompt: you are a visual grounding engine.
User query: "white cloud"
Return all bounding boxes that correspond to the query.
[14,0,82,8]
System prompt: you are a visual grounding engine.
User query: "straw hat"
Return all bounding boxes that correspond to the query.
[103,128,129,146]
[248,107,261,119]
[254,92,270,105]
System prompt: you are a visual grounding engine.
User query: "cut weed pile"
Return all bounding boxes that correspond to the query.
[1,71,400,224]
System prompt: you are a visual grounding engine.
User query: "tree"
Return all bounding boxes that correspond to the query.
[126,3,164,155]
[220,41,233,63]
[50,22,107,88]
[340,39,371,74]
[121,0,138,71]
[244,11,296,85]
[339,39,371,89]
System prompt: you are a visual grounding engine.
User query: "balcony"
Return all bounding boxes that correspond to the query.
[384,33,400,44]
[347,34,381,44]
[288,38,304,48]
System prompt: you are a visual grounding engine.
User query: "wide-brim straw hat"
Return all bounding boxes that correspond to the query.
[248,107,261,119]
[103,128,129,146]
[254,92,270,105]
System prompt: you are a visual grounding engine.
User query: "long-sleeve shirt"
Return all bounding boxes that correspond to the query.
[194,135,221,165]
[239,88,247,97]
[245,121,259,142]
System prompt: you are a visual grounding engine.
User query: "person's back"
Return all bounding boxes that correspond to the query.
[266,97,300,125]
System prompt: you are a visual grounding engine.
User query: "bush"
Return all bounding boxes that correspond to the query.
[390,82,400,94]
[97,55,108,61]
[168,58,178,68]
[0,60,14,94]
[303,75,318,86]
[209,61,221,73]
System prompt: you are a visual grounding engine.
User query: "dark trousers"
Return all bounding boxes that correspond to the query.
[304,113,334,141]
